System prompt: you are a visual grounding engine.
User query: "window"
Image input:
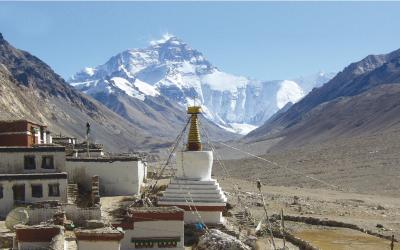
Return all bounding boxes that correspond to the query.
[31,184,43,198]
[41,156,54,169]
[48,183,60,197]
[24,155,36,170]
[0,185,3,199]
[13,184,25,201]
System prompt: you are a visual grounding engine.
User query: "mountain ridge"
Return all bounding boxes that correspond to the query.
[70,34,334,134]
[245,47,400,150]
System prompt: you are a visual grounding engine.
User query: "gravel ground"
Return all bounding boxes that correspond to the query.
[215,129,400,197]
[217,177,400,248]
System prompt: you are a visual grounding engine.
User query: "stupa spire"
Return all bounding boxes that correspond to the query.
[187,106,202,151]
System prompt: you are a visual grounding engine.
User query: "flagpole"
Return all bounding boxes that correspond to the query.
[86,122,90,158]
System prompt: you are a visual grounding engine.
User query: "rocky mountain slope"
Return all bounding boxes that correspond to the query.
[0,33,233,152]
[70,34,333,134]
[245,48,400,149]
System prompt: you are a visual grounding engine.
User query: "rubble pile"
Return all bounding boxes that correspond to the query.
[195,229,251,250]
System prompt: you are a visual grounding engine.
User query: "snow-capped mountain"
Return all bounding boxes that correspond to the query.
[70,34,333,134]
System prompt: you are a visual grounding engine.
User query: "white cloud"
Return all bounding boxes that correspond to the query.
[149,32,175,46]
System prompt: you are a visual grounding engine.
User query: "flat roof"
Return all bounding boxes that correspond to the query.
[0,119,46,127]
[52,136,77,139]
[0,172,67,181]
[66,156,140,162]
[128,206,184,214]
[0,146,65,152]
[73,149,103,152]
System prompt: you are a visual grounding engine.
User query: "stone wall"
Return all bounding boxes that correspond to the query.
[27,204,101,226]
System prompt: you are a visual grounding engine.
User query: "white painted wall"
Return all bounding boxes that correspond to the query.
[0,151,66,174]
[184,211,223,224]
[74,150,104,158]
[77,240,120,250]
[120,220,184,250]
[0,178,68,218]
[35,131,40,145]
[18,241,50,250]
[176,151,213,180]
[66,160,145,196]
[42,132,47,144]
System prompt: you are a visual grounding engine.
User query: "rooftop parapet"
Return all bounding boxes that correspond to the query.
[75,227,124,241]
[0,145,65,152]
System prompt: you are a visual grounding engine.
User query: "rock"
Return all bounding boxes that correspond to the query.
[196,229,251,250]
[292,196,300,205]
[255,202,263,207]
[376,205,386,210]
[243,235,257,249]
[226,202,234,210]
[376,224,384,229]
[86,220,105,229]
[223,211,233,217]
[0,233,14,249]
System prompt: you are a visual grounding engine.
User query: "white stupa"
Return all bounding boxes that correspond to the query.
[158,106,227,225]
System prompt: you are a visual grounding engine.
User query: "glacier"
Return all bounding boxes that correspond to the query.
[69,34,334,135]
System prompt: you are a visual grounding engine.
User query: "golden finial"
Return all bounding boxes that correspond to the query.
[187,106,202,151]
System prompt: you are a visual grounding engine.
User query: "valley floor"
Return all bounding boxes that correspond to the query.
[218,177,400,249]
[216,128,400,197]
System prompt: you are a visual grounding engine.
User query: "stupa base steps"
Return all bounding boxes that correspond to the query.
[160,174,227,224]
[158,202,226,225]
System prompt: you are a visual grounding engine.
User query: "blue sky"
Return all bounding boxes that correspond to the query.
[0,2,400,80]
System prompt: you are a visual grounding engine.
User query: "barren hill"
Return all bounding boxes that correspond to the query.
[245,48,400,151]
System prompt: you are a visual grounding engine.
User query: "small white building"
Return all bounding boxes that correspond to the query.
[116,206,185,250]
[0,146,68,218]
[66,156,146,196]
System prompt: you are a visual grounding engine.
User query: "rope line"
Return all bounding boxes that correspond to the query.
[199,116,259,234]
[217,141,341,191]
[151,118,191,193]
[151,115,209,229]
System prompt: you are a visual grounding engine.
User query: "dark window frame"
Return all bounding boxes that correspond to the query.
[24,155,36,170]
[41,155,55,169]
[31,184,43,198]
[0,185,3,199]
[48,183,60,197]
[12,184,25,202]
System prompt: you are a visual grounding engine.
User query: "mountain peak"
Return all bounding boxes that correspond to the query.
[149,33,182,46]
[70,35,332,134]
[0,33,5,44]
